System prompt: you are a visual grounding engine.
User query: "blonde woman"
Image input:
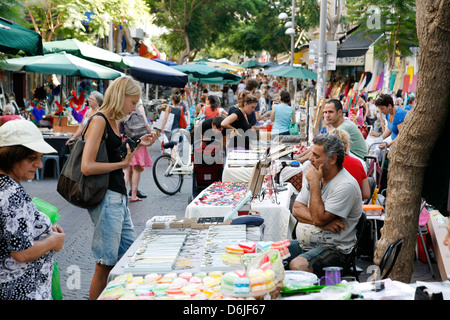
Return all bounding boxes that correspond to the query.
[81,76,157,300]
[66,91,104,145]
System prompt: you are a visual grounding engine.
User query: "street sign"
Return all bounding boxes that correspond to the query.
[308,40,338,71]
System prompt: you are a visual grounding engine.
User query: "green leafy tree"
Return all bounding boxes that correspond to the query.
[146,0,266,63]
[24,0,150,46]
[224,0,319,62]
[345,0,418,92]
[0,0,28,25]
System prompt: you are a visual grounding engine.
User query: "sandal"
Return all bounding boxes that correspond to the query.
[129,190,147,199]
[129,198,143,202]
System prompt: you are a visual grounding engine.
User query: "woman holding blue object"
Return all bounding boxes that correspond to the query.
[373,93,408,150]
[271,90,295,137]
[0,119,65,300]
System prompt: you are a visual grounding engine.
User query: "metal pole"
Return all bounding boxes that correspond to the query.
[317,0,327,99]
[291,0,297,106]
[291,0,295,66]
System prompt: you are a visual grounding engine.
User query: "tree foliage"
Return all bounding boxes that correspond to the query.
[24,0,150,43]
[147,0,319,63]
[345,0,418,69]
[146,0,269,63]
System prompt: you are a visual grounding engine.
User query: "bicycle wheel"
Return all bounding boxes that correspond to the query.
[152,154,184,195]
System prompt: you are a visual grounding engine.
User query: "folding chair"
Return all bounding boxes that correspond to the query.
[379,238,403,280]
[342,212,368,281]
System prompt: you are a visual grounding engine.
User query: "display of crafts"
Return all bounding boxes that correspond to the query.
[99,250,285,300]
[125,231,187,272]
[100,237,290,300]
[193,182,248,207]
[221,239,291,266]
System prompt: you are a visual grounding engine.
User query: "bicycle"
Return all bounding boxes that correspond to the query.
[152,129,193,195]
[152,124,224,196]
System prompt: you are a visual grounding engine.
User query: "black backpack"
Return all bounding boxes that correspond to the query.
[124,111,148,139]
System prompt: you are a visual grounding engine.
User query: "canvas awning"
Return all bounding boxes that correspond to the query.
[337,29,382,58]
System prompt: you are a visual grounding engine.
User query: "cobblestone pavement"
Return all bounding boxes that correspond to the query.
[23,142,440,300]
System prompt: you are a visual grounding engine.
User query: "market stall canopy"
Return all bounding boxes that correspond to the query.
[265,65,317,80]
[2,52,123,79]
[119,54,188,88]
[188,75,240,85]
[152,58,178,66]
[239,60,263,69]
[43,39,132,68]
[0,17,43,56]
[337,29,382,58]
[263,64,290,74]
[172,62,241,83]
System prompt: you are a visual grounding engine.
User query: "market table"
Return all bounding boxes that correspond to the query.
[185,182,299,241]
[40,133,71,177]
[107,219,263,282]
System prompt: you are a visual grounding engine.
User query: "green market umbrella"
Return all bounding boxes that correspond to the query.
[2,52,124,79]
[43,39,131,68]
[239,60,260,68]
[266,65,317,80]
[189,75,240,85]
[172,62,241,82]
[0,17,43,56]
[173,62,241,102]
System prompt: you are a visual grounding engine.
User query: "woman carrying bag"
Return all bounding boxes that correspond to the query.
[81,76,157,300]
[0,120,65,300]
[271,90,295,137]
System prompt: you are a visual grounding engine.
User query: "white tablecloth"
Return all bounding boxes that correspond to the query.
[222,150,263,183]
[185,183,299,241]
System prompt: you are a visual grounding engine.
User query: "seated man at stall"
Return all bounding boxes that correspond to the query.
[286,133,363,277]
[323,99,368,161]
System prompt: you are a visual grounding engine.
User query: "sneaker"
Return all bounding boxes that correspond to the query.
[129,190,147,199]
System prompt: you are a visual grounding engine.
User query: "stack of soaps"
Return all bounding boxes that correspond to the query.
[220,267,277,297]
[271,239,291,259]
[221,242,256,265]
[248,269,276,294]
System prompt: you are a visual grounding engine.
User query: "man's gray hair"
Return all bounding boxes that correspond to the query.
[312,133,345,168]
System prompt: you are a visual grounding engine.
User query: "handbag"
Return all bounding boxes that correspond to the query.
[179,108,187,129]
[57,114,109,209]
[289,121,299,135]
[289,106,299,135]
[123,110,148,139]
[153,111,174,132]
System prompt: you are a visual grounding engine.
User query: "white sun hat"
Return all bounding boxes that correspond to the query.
[0,119,57,154]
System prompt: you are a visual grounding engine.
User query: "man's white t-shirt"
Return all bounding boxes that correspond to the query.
[295,168,362,254]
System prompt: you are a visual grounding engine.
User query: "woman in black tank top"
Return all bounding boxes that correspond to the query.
[221,92,258,150]
[81,76,157,300]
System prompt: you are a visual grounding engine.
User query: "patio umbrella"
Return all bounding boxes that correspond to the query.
[239,60,260,68]
[172,62,241,103]
[0,17,43,56]
[266,65,317,80]
[2,52,123,80]
[119,54,188,88]
[43,39,132,68]
[172,62,241,82]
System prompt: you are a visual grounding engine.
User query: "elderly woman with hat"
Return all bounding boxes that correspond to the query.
[0,119,65,300]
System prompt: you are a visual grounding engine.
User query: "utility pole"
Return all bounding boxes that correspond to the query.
[317,0,327,99]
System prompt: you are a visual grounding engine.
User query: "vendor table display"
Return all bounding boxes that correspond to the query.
[108,221,263,281]
[185,182,299,241]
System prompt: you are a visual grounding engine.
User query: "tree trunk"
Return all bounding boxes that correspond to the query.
[178,32,191,64]
[373,0,450,283]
